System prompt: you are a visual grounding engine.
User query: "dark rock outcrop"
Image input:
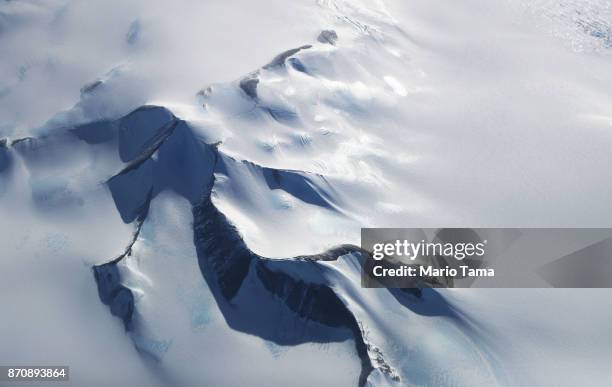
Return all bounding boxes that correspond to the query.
[0,138,10,173]
[239,71,260,100]
[317,30,338,45]
[93,262,134,330]
[263,45,312,69]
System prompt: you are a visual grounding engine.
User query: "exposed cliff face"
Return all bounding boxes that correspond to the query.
[0,138,11,174]
[192,182,255,301]
[255,259,375,386]
[196,151,382,386]
[93,262,134,330]
[192,181,377,386]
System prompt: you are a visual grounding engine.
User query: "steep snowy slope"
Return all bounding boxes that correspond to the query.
[2,0,612,386]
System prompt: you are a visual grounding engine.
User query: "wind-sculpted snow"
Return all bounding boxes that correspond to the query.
[217,154,343,213]
[237,44,313,102]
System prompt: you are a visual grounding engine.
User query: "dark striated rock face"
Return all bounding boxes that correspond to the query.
[295,244,366,261]
[255,260,375,386]
[317,29,338,45]
[191,174,375,386]
[193,189,255,301]
[256,261,354,327]
[93,262,134,330]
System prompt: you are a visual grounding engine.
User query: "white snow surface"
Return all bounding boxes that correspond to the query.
[1,0,612,386]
